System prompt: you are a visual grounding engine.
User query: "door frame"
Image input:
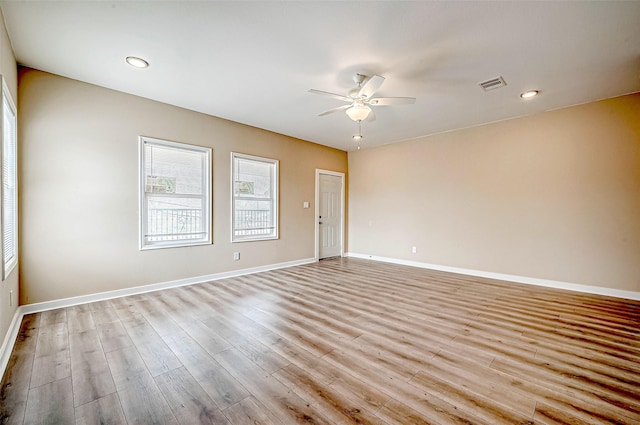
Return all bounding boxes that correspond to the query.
[315,169,345,261]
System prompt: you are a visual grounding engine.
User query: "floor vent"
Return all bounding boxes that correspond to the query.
[479,76,507,91]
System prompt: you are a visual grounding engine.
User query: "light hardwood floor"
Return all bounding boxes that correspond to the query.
[1,258,639,424]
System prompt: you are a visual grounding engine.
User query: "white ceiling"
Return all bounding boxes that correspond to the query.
[2,1,639,151]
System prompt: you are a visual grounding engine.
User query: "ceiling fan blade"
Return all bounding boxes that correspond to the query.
[368,97,416,106]
[358,75,385,99]
[318,104,351,117]
[308,89,351,103]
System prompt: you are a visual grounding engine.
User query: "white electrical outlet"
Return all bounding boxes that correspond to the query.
[412,246,417,253]
[233,252,240,261]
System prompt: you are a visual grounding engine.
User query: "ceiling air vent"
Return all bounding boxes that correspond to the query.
[479,76,507,91]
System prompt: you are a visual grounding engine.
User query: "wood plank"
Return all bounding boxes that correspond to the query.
[243,308,335,357]
[105,346,154,391]
[30,323,71,388]
[533,349,640,393]
[86,299,114,312]
[198,312,271,346]
[66,308,96,334]
[414,349,539,417]
[0,350,35,425]
[214,348,333,425]
[322,347,493,425]
[122,318,182,376]
[242,277,364,340]
[74,393,126,425]
[409,366,537,424]
[0,314,41,425]
[105,346,178,425]
[328,370,392,415]
[117,378,179,425]
[234,337,290,374]
[39,308,67,327]
[34,322,68,357]
[491,357,640,423]
[171,313,233,357]
[90,307,120,325]
[162,332,249,409]
[533,401,604,425]
[375,398,441,425]
[68,330,116,407]
[68,304,93,313]
[23,377,74,425]
[273,364,385,425]
[222,396,284,425]
[112,303,143,322]
[155,366,231,425]
[96,321,133,353]
[9,313,41,355]
[144,311,185,336]
[256,331,343,384]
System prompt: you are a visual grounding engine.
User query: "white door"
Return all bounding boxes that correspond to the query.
[318,173,343,259]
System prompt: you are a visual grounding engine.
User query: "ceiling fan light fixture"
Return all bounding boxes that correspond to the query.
[346,104,371,122]
[126,56,149,68]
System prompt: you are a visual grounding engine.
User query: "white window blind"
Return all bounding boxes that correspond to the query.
[2,79,17,279]
[139,136,211,249]
[231,153,278,242]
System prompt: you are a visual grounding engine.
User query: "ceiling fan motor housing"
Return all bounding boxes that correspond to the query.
[353,73,367,85]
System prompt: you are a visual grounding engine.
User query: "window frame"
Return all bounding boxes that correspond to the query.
[231,152,279,243]
[139,136,212,250]
[1,76,17,280]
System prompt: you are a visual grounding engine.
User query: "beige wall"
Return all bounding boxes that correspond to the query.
[0,7,18,350]
[14,68,640,310]
[348,93,640,292]
[18,69,347,304]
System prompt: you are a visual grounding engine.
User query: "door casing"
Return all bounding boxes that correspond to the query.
[315,169,345,260]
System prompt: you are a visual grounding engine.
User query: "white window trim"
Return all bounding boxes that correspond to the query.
[231,152,279,243]
[1,76,17,280]
[139,136,212,250]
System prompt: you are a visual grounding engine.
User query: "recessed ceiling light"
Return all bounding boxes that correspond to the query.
[126,56,149,68]
[520,90,539,99]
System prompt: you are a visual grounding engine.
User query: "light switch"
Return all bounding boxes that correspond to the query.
[303,201,309,209]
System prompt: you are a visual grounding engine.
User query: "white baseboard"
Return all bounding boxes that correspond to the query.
[346,252,640,301]
[19,257,316,315]
[0,305,25,378]
[0,257,315,379]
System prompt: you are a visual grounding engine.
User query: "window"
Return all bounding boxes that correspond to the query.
[231,153,278,242]
[2,78,17,279]
[139,136,211,249]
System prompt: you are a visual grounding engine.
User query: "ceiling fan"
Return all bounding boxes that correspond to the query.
[309,73,416,123]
